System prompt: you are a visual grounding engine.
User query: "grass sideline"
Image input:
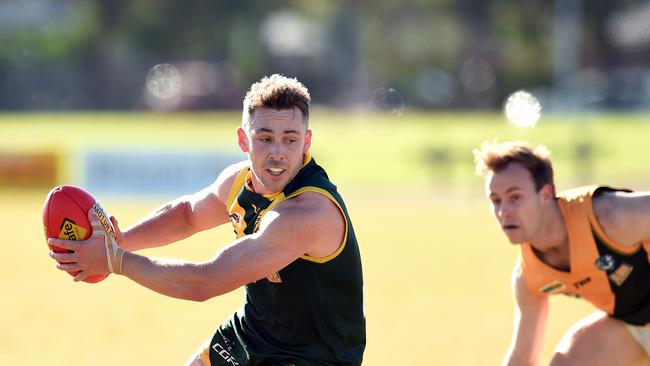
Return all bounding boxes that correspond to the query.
[1,111,647,365]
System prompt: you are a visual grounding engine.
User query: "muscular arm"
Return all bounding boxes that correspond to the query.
[593,190,650,246]
[503,264,549,366]
[51,192,344,301]
[119,161,247,252]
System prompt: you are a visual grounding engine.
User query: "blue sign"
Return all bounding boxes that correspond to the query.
[83,149,244,196]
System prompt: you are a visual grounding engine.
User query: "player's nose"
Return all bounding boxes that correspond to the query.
[268,142,285,159]
[497,202,512,219]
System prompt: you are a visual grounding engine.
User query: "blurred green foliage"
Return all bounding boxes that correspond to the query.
[1,1,642,110]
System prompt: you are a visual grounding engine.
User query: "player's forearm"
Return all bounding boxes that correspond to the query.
[121,198,197,251]
[503,305,548,366]
[119,252,225,301]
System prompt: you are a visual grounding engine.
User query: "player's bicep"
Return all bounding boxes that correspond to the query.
[597,192,650,245]
[622,193,650,242]
[198,194,341,297]
[199,208,322,295]
[272,193,345,257]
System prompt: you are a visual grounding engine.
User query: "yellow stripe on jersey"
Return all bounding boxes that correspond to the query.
[227,167,250,210]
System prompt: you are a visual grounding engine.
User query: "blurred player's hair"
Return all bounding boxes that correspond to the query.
[473,140,554,192]
[242,74,311,128]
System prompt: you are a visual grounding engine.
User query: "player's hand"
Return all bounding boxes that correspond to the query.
[109,215,124,246]
[48,209,125,281]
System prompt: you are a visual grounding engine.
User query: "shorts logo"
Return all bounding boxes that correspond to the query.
[212,343,240,366]
[609,263,633,286]
[540,280,565,294]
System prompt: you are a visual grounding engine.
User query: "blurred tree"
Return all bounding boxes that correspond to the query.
[0,0,648,110]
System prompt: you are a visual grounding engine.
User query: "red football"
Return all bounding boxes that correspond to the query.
[42,185,109,283]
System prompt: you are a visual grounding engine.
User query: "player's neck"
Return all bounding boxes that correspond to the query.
[529,200,570,266]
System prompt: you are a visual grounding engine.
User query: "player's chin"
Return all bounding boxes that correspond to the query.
[503,231,525,244]
[260,178,287,193]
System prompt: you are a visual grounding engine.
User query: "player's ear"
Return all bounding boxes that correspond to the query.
[237,127,249,153]
[540,183,555,202]
[303,129,312,153]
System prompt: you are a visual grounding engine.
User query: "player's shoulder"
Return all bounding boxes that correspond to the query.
[214,160,249,200]
[218,160,249,182]
[592,186,650,242]
[592,187,637,218]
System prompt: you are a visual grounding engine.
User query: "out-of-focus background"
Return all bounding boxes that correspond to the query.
[2,1,650,365]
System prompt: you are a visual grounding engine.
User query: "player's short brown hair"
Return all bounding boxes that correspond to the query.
[473,140,554,192]
[242,74,311,128]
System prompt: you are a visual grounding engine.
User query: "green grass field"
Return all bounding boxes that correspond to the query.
[1,111,646,365]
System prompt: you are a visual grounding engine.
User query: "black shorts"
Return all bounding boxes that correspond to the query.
[200,319,316,366]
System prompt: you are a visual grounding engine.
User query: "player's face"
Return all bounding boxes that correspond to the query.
[237,106,311,195]
[485,163,547,244]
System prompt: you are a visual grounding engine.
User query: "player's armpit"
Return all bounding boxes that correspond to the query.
[187,160,249,232]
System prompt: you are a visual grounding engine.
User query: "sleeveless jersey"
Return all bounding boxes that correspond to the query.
[520,185,650,325]
[224,153,366,365]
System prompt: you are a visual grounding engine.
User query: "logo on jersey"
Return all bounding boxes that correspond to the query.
[230,212,242,226]
[595,254,616,271]
[573,277,591,289]
[609,263,633,286]
[540,280,565,294]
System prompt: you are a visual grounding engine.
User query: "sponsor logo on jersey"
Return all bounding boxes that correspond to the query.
[573,277,591,289]
[609,263,633,286]
[595,254,616,271]
[58,218,87,241]
[230,212,242,226]
[540,280,565,294]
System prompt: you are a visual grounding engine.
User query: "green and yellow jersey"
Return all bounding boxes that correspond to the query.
[219,153,365,365]
[520,185,650,325]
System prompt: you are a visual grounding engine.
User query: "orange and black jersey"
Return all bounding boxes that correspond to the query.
[520,185,650,326]
[222,153,365,365]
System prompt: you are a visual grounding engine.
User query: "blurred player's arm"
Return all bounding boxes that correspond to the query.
[503,263,549,366]
[118,161,248,252]
[593,190,650,246]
